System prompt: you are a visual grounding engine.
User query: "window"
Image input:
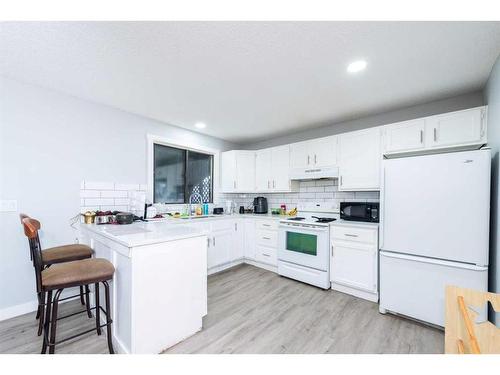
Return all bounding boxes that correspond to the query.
[153,143,213,204]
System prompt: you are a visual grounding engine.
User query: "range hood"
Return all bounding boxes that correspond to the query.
[289,166,339,180]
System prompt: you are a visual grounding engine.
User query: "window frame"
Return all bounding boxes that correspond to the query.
[147,134,220,205]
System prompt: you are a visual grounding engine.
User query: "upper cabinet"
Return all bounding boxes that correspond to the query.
[290,135,337,169]
[338,127,381,191]
[383,106,487,156]
[425,107,486,149]
[383,119,426,154]
[221,150,256,193]
[256,145,296,192]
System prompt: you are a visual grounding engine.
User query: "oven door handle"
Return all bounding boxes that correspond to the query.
[279,224,328,232]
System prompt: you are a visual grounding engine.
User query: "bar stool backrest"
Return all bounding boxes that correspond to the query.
[19,213,35,262]
[21,217,43,294]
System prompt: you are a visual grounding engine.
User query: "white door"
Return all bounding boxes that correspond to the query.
[338,128,381,191]
[231,220,244,261]
[383,119,425,154]
[380,251,488,326]
[330,240,377,293]
[244,219,256,260]
[271,145,290,191]
[290,141,310,169]
[381,149,491,265]
[255,149,272,191]
[235,151,256,192]
[426,107,485,148]
[221,151,236,192]
[212,228,232,266]
[310,136,337,167]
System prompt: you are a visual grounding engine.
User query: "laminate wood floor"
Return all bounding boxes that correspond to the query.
[0,264,443,354]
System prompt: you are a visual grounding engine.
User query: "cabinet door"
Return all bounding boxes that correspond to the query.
[310,136,337,167]
[338,128,381,191]
[244,220,256,260]
[289,141,311,169]
[235,151,256,192]
[221,151,236,192]
[271,145,290,191]
[231,220,245,261]
[212,229,232,266]
[426,107,485,148]
[207,233,217,269]
[255,149,272,191]
[331,240,377,293]
[383,119,425,154]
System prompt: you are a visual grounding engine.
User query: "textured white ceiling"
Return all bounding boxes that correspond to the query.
[1,21,500,143]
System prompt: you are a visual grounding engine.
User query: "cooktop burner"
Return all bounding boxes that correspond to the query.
[314,217,337,223]
[287,217,305,221]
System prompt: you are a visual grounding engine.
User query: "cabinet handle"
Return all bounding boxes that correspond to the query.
[263,236,271,240]
[207,238,210,248]
[344,233,358,237]
[263,224,271,227]
[262,253,270,257]
[273,180,275,188]
[331,245,334,257]
[307,155,310,165]
[340,176,343,186]
[433,128,437,142]
[213,237,215,246]
[314,154,317,164]
[420,130,423,144]
[268,180,270,189]
[235,223,237,231]
[233,181,236,189]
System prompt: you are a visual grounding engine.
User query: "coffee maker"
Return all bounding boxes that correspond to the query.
[253,197,268,214]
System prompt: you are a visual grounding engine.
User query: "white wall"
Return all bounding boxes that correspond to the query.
[485,54,500,305]
[0,77,237,316]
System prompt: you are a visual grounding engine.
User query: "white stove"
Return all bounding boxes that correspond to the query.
[278,203,338,289]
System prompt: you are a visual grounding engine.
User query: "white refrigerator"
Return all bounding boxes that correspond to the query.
[379,149,490,327]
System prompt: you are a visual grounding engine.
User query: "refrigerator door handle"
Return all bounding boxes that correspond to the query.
[380,251,488,271]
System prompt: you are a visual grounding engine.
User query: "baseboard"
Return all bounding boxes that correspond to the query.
[331,282,379,303]
[244,259,278,273]
[0,287,87,322]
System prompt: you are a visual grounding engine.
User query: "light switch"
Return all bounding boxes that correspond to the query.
[0,200,18,212]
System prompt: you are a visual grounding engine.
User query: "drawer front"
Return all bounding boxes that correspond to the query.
[255,245,277,266]
[256,229,278,247]
[331,226,377,244]
[256,219,279,231]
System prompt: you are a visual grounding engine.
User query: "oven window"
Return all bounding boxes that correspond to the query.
[286,232,317,256]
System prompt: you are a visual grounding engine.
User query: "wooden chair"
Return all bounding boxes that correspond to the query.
[19,213,94,336]
[445,285,500,354]
[22,217,115,354]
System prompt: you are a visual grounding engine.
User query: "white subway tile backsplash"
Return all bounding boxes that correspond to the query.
[115,183,140,191]
[80,190,100,198]
[100,190,128,198]
[315,179,334,187]
[85,198,114,206]
[114,198,131,206]
[306,186,324,193]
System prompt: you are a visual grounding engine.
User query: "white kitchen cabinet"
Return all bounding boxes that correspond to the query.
[383,119,425,154]
[426,107,486,149]
[231,219,245,261]
[243,219,256,260]
[290,135,337,169]
[221,150,256,193]
[330,223,379,302]
[338,127,381,191]
[255,145,295,192]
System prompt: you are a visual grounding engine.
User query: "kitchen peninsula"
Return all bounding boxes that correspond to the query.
[78,221,208,354]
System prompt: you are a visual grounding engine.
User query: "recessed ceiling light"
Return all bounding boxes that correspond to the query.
[195,122,206,129]
[347,60,367,73]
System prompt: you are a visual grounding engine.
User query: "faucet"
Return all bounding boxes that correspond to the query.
[188,192,203,216]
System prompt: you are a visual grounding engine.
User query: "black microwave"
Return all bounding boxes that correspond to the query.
[340,202,379,223]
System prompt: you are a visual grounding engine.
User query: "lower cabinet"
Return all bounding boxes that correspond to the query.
[330,223,379,302]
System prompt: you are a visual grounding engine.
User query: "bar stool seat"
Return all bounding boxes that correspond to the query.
[42,244,93,266]
[42,258,115,290]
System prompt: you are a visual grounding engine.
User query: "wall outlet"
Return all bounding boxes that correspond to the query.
[0,200,18,212]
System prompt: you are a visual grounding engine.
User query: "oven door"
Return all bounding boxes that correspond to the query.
[278,223,329,271]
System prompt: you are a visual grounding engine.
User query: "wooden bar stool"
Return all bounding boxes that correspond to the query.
[19,214,94,336]
[22,217,115,354]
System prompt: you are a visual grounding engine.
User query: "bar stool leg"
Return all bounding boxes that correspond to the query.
[103,281,114,354]
[41,290,52,354]
[37,291,45,336]
[85,285,92,318]
[35,292,41,319]
[94,282,101,335]
[48,289,63,354]
[79,286,85,305]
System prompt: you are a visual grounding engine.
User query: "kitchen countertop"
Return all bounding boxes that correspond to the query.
[80,221,208,248]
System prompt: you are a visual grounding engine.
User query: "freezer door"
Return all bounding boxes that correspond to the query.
[379,251,488,327]
[381,149,490,265]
